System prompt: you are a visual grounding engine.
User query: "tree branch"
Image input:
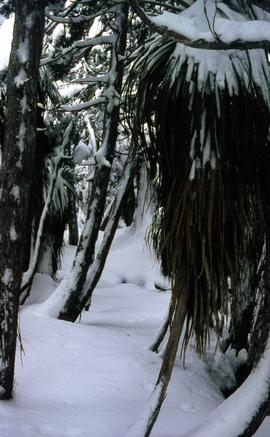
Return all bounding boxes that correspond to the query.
[251,0,270,13]
[59,96,106,112]
[46,10,106,24]
[129,0,270,51]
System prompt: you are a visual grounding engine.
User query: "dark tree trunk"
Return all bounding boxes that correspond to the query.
[150,293,175,353]
[20,155,72,304]
[23,106,51,271]
[0,1,45,399]
[68,190,79,246]
[121,182,136,227]
[127,283,188,437]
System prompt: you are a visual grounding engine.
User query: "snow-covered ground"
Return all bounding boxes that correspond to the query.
[0,221,269,436]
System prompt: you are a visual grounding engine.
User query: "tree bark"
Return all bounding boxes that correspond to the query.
[126,283,187,437]
[0,0,46,399]
[149,293,175,353]
[68,190,79,246]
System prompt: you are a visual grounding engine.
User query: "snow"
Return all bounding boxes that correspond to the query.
[1,268,13,286]
[60,97,106,112]
[95,146,111,169]
[1,1,270,434]
[17,39,29,64]
[20,95,28,114]
[182,337,270,437]
[0,15,13,71]
[51,23,65,46]
[150,0,270,44]
[73,140,92,165]
[9,225,17,242]
[0,220,268,436]
[11,186,20,201]
[18,122,26,152]
[14,68,27,88]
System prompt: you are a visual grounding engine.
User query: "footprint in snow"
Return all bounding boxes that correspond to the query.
[180,403,196,413]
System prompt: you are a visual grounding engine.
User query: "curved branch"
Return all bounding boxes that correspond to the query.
[129,0,270,51]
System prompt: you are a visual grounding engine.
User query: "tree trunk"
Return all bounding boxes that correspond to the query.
[68,148,137,317]
[0,0,45,399]
[68,190,79,246]
[126,283,187,437]
[150,293,175,353]
[20,155,71,304]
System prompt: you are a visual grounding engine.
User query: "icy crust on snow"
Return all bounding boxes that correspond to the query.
[151,0,270,44]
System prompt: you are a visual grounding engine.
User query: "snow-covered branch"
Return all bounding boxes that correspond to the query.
[60,97,106,112]
[130,0,270,50]
[70,74,109,85]
[46,9,107,24]
[41,35,115,66]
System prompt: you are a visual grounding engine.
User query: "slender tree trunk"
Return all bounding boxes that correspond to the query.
[150,293,175,353]
[126,281,187,437]
[38,2,129,321]
[72,151,137,316]
[23,105,49,271]
[68,190,79,246]
[142,292,187,437]
[20,155,71,304]
[0,0,45,399]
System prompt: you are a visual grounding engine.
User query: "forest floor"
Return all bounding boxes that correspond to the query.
[0,220,269,437]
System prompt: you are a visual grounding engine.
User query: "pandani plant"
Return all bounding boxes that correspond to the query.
[128,33,270,353]
[125,0,270,433]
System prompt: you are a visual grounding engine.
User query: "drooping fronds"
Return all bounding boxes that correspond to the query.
[126,10,270,352]
[36,158,73,279]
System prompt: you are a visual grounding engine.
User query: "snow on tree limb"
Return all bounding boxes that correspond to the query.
[130,0,270,50]
[60,97,106,112]
[46,8,110,24]
[41,34,116,66]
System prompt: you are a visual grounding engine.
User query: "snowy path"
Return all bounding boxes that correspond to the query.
[0,284,220,437]
[0,226,269,436]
